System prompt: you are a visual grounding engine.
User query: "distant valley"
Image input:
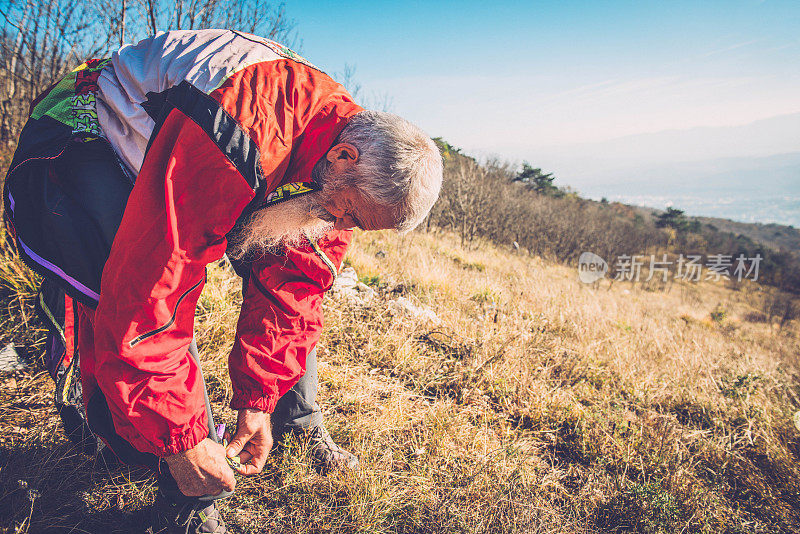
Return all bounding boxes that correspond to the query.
[522,112,800,231]
[578,151,800,229]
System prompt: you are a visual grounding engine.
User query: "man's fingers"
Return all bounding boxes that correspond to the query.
[226,410,272,475]
[220,466,236,491]
[178,472,234,496]
[234,448,263,476]
[233,443,268,475]
[226,428,254,457]
[238,463,262,476]
[232,450,251,475]
[251,446,269,470]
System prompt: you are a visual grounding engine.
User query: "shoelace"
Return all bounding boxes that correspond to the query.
[309,426,345,453]
[177,504,225,534]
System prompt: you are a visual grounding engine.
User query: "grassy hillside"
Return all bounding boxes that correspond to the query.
[0,228,799,533]
[694,217,800,256]
[631,205,800,256]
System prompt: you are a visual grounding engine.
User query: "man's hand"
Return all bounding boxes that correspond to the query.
[224,409,273,475]
[164,438,236,497]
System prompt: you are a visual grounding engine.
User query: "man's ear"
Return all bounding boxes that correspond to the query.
[326,143,359,164]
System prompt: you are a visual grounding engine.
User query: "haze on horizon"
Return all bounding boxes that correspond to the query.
[288,0,800,227]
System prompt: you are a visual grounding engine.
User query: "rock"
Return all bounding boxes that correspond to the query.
[389,296,440,325]
[330,267,375,303]
[0,344,26,372]
[332,267,359,293]
[355,282,375,300]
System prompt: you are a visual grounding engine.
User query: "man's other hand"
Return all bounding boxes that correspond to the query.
[224,409,272,475]
[164,438,236,497]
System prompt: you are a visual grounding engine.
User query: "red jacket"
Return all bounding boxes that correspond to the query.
[4,30,362,457]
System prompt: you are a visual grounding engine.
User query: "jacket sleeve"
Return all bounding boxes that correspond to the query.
[228,229,352,413]
[92,108,257,457]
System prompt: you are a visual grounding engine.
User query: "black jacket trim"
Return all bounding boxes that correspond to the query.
[143,82,263,194]
[128,274,205,348]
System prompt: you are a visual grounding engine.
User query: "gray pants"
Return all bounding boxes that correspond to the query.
[270,348,322,433]
[152,345,322,504]
[161,345,323,502]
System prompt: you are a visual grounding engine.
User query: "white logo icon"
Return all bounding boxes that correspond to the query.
[578,252,608,283]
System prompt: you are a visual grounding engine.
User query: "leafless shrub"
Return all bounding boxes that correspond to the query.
[761,290,799,330]
[743,310,768,323]
[427,151,666,263]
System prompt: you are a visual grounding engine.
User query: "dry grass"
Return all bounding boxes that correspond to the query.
[0,228,799,533]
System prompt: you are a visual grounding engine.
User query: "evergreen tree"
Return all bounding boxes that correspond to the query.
[655,207,695,232]
[513,162,562,197]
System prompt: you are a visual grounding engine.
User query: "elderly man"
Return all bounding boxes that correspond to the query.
[3,29,442,533]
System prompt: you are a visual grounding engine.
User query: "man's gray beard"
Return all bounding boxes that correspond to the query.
[227,191,333,260]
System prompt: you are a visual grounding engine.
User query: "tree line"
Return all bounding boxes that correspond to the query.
[426,139,800,297]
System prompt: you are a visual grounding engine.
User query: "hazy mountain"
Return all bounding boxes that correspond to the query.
[536,112,800,178]
[578,152,800,192]
[525,113,800,227]
[568,152,800,227]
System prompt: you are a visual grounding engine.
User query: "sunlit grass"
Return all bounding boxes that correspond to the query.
[0,228,798,533]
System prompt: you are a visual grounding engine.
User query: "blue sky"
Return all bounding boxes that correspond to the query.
[287,1,800,163]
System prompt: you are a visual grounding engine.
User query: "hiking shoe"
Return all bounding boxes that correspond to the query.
[306,425,360,475]
[148,491,228,534]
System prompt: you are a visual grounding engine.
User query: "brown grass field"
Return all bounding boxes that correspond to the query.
[0,228,798,533]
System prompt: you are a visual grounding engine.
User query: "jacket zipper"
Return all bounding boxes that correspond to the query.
[128,276,205,348]
[304,230,338,284]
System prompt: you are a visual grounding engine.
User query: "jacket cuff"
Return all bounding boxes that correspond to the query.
[149,418,210,458]
[230,389,278,413]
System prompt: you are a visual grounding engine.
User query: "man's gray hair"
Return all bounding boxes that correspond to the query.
[335,111,443,232]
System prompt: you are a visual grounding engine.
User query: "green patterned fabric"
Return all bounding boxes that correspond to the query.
[30,59,110,135]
